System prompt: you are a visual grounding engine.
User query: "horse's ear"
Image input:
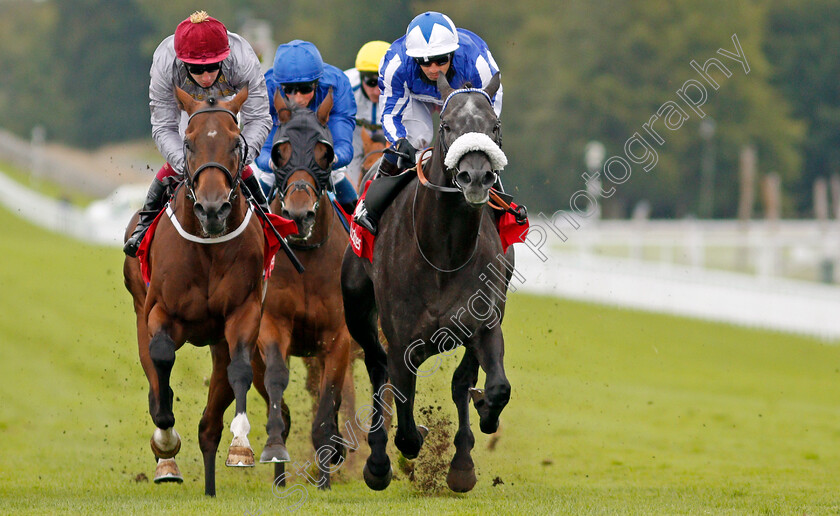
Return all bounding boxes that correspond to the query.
[317,87,333,125]
[228,85,249,114]
[436,74,454,103]
[484,71,501,99]
[274,90,292,124]
[175,86,198,114]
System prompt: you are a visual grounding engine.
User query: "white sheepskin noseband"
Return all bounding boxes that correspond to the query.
[443,132,508,171]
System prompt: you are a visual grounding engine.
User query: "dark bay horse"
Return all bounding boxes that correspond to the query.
[341,72,513,493]
[123,87,265,497]
[251,90,353,489]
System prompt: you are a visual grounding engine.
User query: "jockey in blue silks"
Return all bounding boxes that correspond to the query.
[353,11,504,235]
[256,40,359,214]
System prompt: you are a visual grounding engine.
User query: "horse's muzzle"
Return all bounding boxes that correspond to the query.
[194,201,232,235]
[454,151,497,206]
[282,207,316,240]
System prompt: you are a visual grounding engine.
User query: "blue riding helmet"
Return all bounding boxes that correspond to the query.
[272,40,324,84]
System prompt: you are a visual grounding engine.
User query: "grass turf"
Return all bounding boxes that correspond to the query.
[1,204,840,514]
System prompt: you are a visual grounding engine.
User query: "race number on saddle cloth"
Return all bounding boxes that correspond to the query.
[136,201,297,283]
[349,133,529,262]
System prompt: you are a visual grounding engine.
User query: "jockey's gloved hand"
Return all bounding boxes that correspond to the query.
[385,138,417,170]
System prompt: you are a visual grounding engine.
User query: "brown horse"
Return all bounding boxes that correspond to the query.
[251,90,353,490]
[123,87,266,497]
[356,128,389,191]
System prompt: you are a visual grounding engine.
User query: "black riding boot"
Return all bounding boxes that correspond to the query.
[353,159,411,235]
[243,174,271,214]
[123,178,168,257]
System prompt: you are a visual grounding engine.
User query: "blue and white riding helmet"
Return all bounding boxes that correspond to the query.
[273,39,324,84]
[404,11,459,58]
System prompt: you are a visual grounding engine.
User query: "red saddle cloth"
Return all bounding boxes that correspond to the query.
[349,181,530,263]
[136,205,297,284]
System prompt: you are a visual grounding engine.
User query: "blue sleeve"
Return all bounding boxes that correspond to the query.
[327,72,357,169]
[379,48,409,143]
[256,69,279,171]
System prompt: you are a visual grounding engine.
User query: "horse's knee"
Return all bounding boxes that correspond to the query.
[149,332,176,370]
[486,381,511,409]
[227,348,254,388]
[198,417,224,453]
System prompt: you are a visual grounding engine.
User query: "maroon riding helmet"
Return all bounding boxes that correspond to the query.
[174,11,230,64]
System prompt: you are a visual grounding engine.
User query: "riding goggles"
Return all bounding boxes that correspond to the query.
[414,53,451,67]
[282,82,317,95]
[361,74,379,88]
[186,62,222,75]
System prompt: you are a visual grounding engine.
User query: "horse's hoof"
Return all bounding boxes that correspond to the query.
[150,435,181,460]
[226,445,255,467]
[417,425,429,439]
[154,458,184,484]
[260,443,290,463]
[446,465,477,493]
[363,462,393,491]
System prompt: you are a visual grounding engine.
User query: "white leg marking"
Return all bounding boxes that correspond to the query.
[230,412,251,448]
[153,427,180,452]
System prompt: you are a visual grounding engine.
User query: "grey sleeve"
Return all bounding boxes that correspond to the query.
[149,43,185,174]
[234,40,272,166]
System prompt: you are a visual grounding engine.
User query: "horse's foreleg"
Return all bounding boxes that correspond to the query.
[258,323,293,464]
[389,355,425,460]
[198,343,235,497]
[138,308,184,483]
[224,300,261,468]
[311,332,352,490]
[447,348,480,492]
[341,250,392,490]
[470,329,511,434]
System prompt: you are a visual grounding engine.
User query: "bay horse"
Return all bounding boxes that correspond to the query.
[251,90,353,489]
[356,128,389,191]
[341,72,513,493]
[123,87,265,497]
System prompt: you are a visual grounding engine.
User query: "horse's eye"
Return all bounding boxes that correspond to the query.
[441,121,450,132]
[184,139,194,153]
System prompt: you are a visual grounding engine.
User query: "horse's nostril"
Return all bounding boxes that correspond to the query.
[456,171,471,185]
[219,202,232,219]
[483,171,496,187]
[281,209,291,219]
[194,203,206,217]
[305,210,316,222]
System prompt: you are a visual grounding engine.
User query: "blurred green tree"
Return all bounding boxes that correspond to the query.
[764,0,840,215]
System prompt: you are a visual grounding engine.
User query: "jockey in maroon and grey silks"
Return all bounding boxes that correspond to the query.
[124,11,272,257]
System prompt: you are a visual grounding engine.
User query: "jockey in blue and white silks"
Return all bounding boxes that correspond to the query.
[353,11,504,235]
[379,14,503,151]
[256,40,359,212]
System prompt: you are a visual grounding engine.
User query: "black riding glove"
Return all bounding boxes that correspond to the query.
[385,138,417,170]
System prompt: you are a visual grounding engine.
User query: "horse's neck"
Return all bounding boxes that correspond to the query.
[414,152,482,265]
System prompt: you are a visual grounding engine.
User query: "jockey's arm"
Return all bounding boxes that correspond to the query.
[233,35,272,166]
[149,43,187,175]
[327,74,357,169]
[379,53,410,145]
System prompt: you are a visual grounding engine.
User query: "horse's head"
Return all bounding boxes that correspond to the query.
[270,89,334,240]
[175,86,248,236]
[436,72,505,207]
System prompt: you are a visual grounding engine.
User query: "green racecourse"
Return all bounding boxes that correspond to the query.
[2,203,840,515]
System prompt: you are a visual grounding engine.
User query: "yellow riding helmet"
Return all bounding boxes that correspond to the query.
[355,41,390,73]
